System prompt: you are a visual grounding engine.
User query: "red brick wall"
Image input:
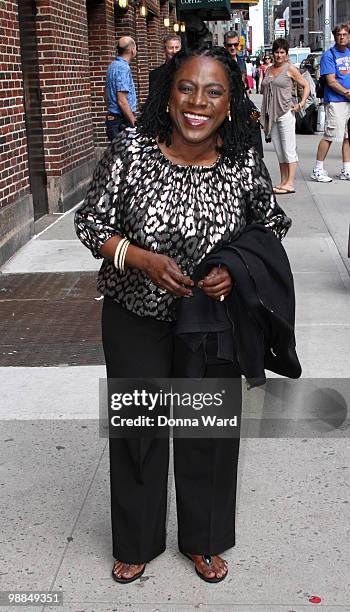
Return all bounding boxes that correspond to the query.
[1,0,175,228]
[169,4,176,29]
[136,15,150,104]
[35,0,94,177]
[160,1,170,43]
[0,0,30,209]
[148,15,162,71]
[115,4,136,40]
[87,0,116,147]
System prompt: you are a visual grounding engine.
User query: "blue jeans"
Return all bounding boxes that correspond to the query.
[106,116,128,142]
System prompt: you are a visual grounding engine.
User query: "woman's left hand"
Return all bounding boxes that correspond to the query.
[291,102,302,112]
[197,266,233,300]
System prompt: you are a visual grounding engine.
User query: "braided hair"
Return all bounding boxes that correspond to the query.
[137,46,253,164]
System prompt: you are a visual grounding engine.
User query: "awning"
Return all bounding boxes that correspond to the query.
[176,0,231,21]
[230,0,258,6]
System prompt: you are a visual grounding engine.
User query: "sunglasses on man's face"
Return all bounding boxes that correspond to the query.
[225,42,240,48]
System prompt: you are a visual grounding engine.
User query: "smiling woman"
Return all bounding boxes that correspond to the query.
[139,46,252,164]
[74,46,292,586]
[165,56,230,156]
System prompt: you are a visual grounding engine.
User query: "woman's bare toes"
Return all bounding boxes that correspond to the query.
[187,554,228,580]
[112,561,145,581]
[210,555,228,579]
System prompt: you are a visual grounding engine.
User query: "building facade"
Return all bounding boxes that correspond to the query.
[308,0,350,50]
[0,0,176,265]
[273,0,350,50]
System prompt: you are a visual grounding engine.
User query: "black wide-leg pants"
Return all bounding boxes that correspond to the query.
[102,297,242,564]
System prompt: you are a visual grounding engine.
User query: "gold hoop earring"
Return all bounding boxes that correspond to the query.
[227,109,231,122]
[167,104,170,114]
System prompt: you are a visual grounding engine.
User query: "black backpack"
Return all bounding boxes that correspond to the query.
[316,48,337,98]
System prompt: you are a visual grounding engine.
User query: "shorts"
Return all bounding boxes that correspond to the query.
[324,102,350,142]
[270,110,298,164]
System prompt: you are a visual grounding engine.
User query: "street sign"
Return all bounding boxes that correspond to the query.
[274,17,286,38]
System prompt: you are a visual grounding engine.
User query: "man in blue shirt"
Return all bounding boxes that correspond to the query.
[105,37,138,142]
[311,24,350,181]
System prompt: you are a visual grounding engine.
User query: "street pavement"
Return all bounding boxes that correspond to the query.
[1,110,350,611]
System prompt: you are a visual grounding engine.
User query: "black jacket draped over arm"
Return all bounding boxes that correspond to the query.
[175,224,302,388]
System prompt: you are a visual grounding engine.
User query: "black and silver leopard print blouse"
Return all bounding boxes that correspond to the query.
[75,128,291,322]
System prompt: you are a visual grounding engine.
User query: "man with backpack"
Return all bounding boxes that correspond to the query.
[310,24,350,182]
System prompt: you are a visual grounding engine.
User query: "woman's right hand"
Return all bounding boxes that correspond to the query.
[291,102,302,112]
[143,252,194,297]
[101,237,193,297]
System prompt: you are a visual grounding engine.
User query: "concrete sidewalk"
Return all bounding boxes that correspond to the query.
[1,126,350,611]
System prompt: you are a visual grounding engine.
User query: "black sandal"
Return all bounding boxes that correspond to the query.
[111,560,146,584]
[181,552,228,583]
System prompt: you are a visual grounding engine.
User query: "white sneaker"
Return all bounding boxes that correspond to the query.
[335,169,350,180]
[310,168,332,182]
